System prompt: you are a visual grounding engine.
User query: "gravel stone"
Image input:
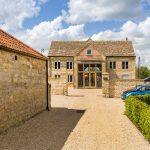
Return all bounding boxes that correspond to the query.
[0,88,150,150]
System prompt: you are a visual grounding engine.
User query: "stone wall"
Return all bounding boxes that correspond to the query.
[109,79,144,98]
[49,56,74,88]
[106,56,136,79]
[102,72,110,97]
[0,49,48,133]
[49,78,68,95]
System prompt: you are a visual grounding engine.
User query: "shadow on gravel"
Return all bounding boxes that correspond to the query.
[0,108,85,150]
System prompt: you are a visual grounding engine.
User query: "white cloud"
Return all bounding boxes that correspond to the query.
[63,0,145,24]
[16,16,150,67]
[91,17,150,67]
[0,0,47,31]
[16,16,86,55]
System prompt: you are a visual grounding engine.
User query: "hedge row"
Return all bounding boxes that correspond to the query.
[138,95,150,105]
[125,95,150,141]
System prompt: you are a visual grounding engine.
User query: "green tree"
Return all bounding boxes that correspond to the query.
[138,66,150,79]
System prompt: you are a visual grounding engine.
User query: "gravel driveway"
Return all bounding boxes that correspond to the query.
[0,88,150,150]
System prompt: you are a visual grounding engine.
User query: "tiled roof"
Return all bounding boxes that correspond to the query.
[0,29,47,60]
[49,39,135,57]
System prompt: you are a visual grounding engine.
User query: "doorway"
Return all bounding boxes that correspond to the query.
[78,63,102,88]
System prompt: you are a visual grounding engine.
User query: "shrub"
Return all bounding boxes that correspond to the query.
[138,95,150,105]
[139,108,150,140]
[125,96,150,141]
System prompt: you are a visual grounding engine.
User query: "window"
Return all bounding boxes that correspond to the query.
[110,61,116,69]
[55,62,60,69]
[146,86,150,91]
[67,61,73,69]
[15,55,18,60]
[68,75,73,83]
[84,64,89,71]
[122,74,129,79]
[122,61,128,69]
[87,49,92,55]
[110,74,117,80]
[55,74,61,79]
[78,64,83,71]
[139,86,145,91]
[96,64,102,71]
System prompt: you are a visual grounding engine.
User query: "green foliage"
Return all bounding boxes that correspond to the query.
[125,96,150,140]
[138,66,150,79]
[139,109,150,140]
[138,95,150,105]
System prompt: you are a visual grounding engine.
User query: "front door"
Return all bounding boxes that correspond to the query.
[84,73,96,88]
[90,73,96,87]
[78,63,102,88]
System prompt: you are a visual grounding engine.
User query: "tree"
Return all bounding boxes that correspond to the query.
[138,66,150,79]
[41,49,45,53]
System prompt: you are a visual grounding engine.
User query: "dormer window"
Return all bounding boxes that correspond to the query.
[87,49,92,55]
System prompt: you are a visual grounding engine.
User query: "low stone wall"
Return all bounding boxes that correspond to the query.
[49,78,68,95]
[109,79,144,98]
[102,73,110,98]
[0,49,48,133]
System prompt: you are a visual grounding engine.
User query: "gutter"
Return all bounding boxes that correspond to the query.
[46,60,50,111]
[0,45,47,61]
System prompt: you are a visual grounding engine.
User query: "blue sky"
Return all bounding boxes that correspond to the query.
[23,0,124,36]
[0,0,150,67]
[24,0,68,29]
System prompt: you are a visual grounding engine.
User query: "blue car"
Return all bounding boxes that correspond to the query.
[121,84,150,100]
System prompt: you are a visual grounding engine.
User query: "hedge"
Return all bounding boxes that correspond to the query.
[138,95,150,105]
[125,95,150,141]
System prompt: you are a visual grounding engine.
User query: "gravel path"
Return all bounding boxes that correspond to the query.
[0,88,150,150]
[53,89,150,150]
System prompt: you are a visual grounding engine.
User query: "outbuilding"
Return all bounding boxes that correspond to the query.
[0,29,50,133]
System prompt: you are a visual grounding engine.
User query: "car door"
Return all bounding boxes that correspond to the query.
[145,86,150,94]
[138,86,146,95]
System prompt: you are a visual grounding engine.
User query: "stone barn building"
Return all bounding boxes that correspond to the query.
[48,38,136,95]
[0,29,50,133]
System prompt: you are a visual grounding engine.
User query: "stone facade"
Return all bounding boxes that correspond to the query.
[0,49,49,133]
[49,39,136,95]
[48,57,73,95]
[106,56,136,79]
[49,55,136,94]
[49,78,68,95]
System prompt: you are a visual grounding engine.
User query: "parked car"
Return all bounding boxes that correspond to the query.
[144,76,150,83]
[121,84,150,100]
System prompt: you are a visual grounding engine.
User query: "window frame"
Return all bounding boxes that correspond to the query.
[55,61,60,70]
[68,75,73,83]
[122,61,128,69]
[109,61,116,69]
[55,74,61,79]
[67,61,73,69]
[86,49,92,55]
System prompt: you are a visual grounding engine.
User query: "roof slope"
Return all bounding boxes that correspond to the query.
[49,40,135,57]
[0,29,47,60]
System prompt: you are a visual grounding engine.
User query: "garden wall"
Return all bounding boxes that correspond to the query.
[109,79,144,98]
[102,77,144,98]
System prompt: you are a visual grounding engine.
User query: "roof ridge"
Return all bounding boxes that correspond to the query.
[52,40,86,43]
[0,28,46,59]
[93,40,132,42]
[51,40,132,43]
